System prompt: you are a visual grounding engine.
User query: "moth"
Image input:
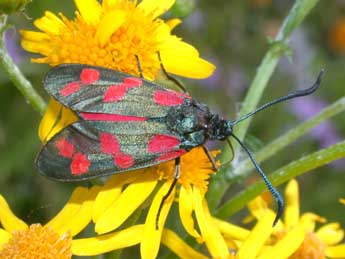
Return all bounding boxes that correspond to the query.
[36,63,323,224]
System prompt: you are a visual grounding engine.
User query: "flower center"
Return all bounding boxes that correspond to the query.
[44,2,161,79]
[157,148,220,193]
[0,224,72,259]
[290,232,326,259]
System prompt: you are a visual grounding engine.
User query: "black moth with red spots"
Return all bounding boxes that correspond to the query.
[36,64,232,180]
[36,63,323,225]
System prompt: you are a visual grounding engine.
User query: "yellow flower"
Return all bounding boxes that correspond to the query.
[83,147,231,259]
[20,0,215,80]
[215,211,306,259]
[247,179,345,259]
[0,186,99,258]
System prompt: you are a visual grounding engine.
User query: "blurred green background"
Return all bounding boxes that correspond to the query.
[0,0,344,234]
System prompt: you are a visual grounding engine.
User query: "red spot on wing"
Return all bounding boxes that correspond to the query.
[114,153,134,169]
[123,77,143,87]
[55,137,91,175]
[70,152,90,175]
[99,132,135,169]
[104,85,129,102]
[55,138,75,158]
[103,77,142,103]
[156,150,187,162]
[100,133,120,154]
[80,68,100,84]
[60,82,80,96]
[80,112,147,122]
[154,90,185,106]
[148,134,181,153]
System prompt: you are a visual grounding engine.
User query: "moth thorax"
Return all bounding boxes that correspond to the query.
[166,103,209,135]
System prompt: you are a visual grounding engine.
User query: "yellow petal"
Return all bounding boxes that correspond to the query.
[95,9,126,47]
[51,106,78,137]
[0,228,11,246]
[193,188,229,259]
[60,106,78,128]
[159,35,199,57]
[38,99,78,142]
[166,18,182,31]
[46,187,89,233]
[141,180,176,259]
[72,225,144,256]
[299,213,326,232]
[161,228,208,259]
[284,179,299,228]
[95,175,158,234]
[34,11,65,35]
[339,198,345,205]
[316,223,344,246]
[31,57,49,64]
[248,196,269,219]
[38,99,62,143]
[93,173,139,222]
[137,0,175,18]
[21,39,52,56]
[257,223,306,259]
[0,195,27,232]
[213,217,250,240]
[74,0,102,25]
[20,30,51,42]
[57,186,100,237]
[326,244,345,258]
[103,0,119,8]
[237,211,275,259]
[160,49,215,79]
[178,186,201,240]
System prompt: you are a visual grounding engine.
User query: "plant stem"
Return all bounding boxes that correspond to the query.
[233,0,320,145]
[0,15,46,114]
[232,96,345,180]
[215,140,345,218]
[207,0,320,210]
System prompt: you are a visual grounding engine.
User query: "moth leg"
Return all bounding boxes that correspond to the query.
[226,138,235,163]
[157,51,189,93]
[156,157,180,230]
[134,55,144,78]
[218,139,235,168]
[202,145,218,171]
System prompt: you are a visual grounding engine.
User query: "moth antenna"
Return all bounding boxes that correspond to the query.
[134,55,144,78]
[157,51,188,93]
[230,133,284,226]
[155,157,180,230]
[231,69,324,126]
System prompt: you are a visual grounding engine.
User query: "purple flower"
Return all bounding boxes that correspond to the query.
[289,97,342,148]
[184,9,204,31]
[4,29,26,64]
[289,97,344,169]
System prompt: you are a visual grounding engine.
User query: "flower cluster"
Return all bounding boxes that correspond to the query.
[1,0,344,258]
[1,177,345,258]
